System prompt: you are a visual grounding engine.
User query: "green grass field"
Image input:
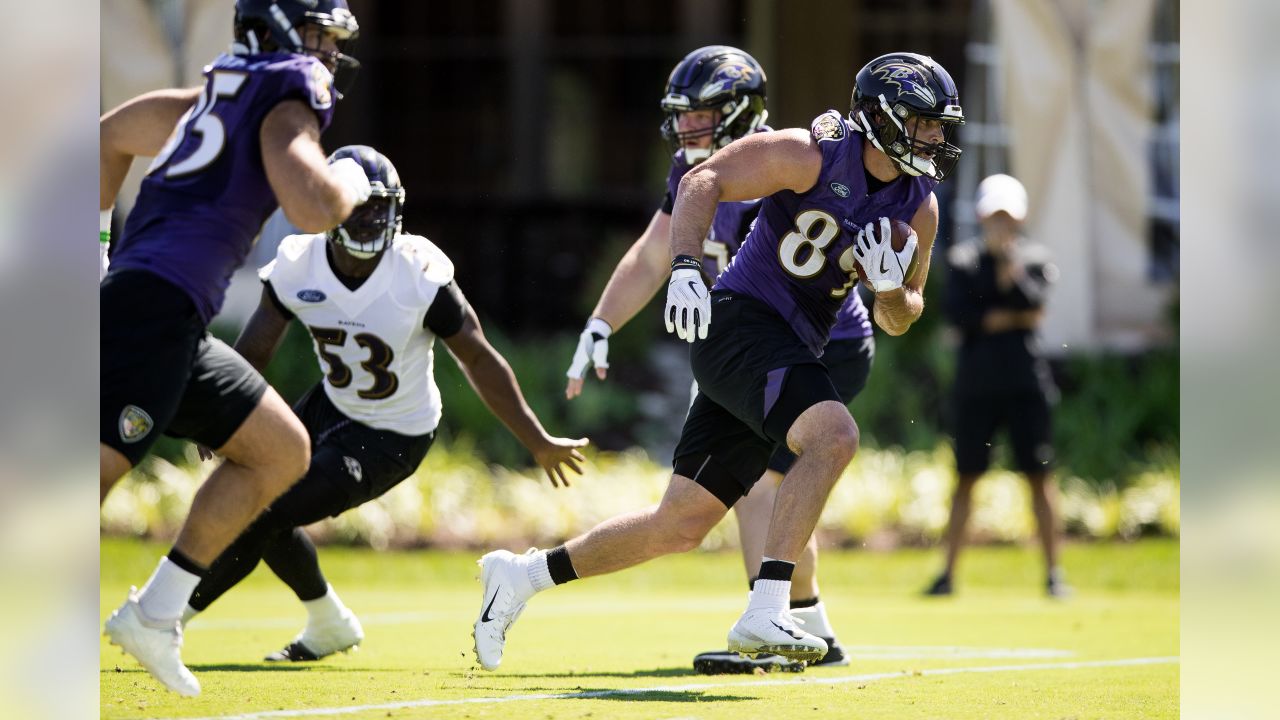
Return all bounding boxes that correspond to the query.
[101,537,1178,720]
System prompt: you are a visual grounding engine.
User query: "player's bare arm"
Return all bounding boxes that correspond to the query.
[873,193,938,336]
[565,209,672,398]
[671,129,821,259]
[99,87,202,209]
[232,286,295,373]
[442,306,589,487]
[593,209,673,335]
[665,130,821,341]
[260,100,360,233]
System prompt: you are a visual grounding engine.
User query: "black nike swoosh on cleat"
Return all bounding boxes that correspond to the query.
[771,621,805,640]
[481,586,501,622]
[264,641,320,662]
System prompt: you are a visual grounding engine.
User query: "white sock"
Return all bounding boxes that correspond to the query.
[790,600,835,638]
[303,585,347,626]
[747,578,791,612]
[527,551,554,593]
[137,557,203,622]
[180,604,199,627]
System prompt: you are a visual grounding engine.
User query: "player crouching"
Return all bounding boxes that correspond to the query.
[179,146,589,661]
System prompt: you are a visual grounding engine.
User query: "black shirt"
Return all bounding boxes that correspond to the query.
[945,237,1057,397]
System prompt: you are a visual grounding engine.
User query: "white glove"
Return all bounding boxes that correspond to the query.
[330,157,373,207]
[100,208,112,282]
[853,217,917,293]
[664,258,710,342]
[566,317,613,380]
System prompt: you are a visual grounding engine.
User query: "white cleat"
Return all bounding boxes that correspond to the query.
[265,609,364,662]
[727,607,829,665]
[472,549,537,671]
[104,588,201,697]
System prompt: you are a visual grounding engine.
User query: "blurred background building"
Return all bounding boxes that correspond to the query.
[100,0,1179,499]
[102,0,1178,353]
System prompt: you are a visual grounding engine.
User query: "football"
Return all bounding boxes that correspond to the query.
[852,219,920,291]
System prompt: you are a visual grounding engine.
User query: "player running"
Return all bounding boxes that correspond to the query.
[100,0,368,696]
[476,52,962,670]
[178,145,588,661]
[564,45,866,673]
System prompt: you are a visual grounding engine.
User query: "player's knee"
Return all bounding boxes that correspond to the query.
[810,413,859,468]
[790,403,859,464]
[276,419,311,485]
[654,502,719,553]
[669,517,711,553]
[831,415,860,462]
[254,413,309,494]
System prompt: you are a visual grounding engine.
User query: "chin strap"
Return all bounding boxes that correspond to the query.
[852,106,935,180]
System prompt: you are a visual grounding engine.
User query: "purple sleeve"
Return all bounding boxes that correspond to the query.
[809,111,850,178]
[663,155,691,215]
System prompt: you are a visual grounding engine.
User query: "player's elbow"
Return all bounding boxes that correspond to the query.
[99,112,130,160]
[875,310,909,336]
[879,321,909,337]
[676,165,720,205]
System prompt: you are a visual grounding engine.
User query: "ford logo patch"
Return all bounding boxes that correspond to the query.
[829,182,851,198]
[297,289,327,303]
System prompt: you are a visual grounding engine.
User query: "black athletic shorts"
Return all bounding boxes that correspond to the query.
[288,383,436,515]
[673,290,846,508]
[766,335,874,474]
[101,270,268,466]
[951,389,1054,475]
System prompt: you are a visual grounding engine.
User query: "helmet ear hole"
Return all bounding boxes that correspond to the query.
[853,98,887,131]
[659,45,767,163]
[850,52,965,180]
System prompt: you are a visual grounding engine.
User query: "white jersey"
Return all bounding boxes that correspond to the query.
[260,233,454,436]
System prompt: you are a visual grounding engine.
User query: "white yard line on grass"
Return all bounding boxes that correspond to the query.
[147,655,1179,720]
[842,645,1074,660]
[186,609,1078,660]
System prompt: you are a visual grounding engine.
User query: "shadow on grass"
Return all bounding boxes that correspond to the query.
[186,663,332,672]
[574,690,750,703]
[457,687,750,703]
[487,667,696,679]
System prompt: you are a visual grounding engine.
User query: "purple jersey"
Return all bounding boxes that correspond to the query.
[716,111,936,355]
[113,52,338,323]
[664,152,758,279]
